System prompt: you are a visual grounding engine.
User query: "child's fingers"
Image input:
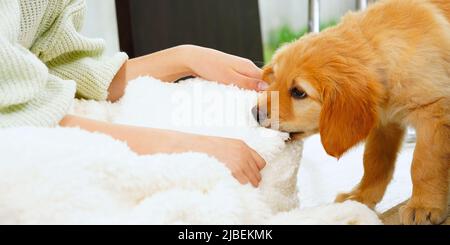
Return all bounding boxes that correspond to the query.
[232,171,249,185]
[231,73,268,91]
[244,164,260,187]
[249,160,262,181]
[249,148,266,170]
[247,160,262,187]
[235,60,263,79]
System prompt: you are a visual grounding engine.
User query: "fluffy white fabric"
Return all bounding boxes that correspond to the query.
[0,77,381,225]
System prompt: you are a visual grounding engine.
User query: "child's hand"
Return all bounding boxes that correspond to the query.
[182,45,269,91]
[109,45,269,101]
[190,135,266,187]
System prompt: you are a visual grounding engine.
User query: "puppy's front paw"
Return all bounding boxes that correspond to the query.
[399,202,447,225]
[335,192,377,209]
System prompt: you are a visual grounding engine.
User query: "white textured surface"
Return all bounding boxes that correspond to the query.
[0,77,381,224]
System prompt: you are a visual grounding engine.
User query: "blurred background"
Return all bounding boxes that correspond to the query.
[82,0,120,56]
[82,0,377,62]
[260,0,356,61]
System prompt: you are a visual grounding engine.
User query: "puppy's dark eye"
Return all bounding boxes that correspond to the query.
[290,87,307,99]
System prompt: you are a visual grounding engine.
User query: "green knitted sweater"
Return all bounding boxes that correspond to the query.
[0,0,128,127]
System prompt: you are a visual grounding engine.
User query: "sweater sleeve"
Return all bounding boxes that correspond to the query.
[0,1,76,128]
[31,0,128,101]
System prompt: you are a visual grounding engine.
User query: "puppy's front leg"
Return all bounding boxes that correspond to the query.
[399,122,449,225]
[336,123,405,209]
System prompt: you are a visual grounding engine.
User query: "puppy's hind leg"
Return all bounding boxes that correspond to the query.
[336,123,406,209]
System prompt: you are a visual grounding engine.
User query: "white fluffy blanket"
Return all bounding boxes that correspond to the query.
[0,77,381,225]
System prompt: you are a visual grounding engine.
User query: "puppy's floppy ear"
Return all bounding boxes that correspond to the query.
[319,76,382,158]
[262,65,275,84]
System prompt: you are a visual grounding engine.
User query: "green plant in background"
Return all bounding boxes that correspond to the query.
[264,20,338,62]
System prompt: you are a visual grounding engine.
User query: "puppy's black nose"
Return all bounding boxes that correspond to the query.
[252,105,267,124]
[252,106,258,122]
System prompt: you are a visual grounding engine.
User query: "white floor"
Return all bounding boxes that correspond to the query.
[297,135,414,213]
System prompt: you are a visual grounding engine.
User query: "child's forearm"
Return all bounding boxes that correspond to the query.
[59,115,265,187]
[108,45,194,102]
[59,115,198,155]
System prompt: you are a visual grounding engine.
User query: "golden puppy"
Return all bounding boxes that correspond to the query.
[254,0,450,225]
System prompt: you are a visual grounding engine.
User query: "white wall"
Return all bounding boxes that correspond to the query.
[81,0,120,55]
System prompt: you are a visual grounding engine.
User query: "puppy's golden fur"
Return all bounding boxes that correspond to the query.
[258,0,450,224]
